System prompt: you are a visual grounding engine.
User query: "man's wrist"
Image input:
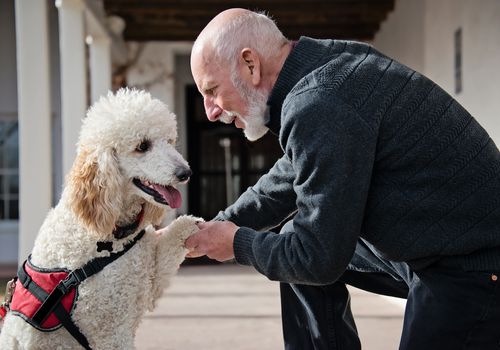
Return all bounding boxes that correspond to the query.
[233,227,258,266]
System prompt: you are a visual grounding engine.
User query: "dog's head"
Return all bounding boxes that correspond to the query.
[66,88,191,238]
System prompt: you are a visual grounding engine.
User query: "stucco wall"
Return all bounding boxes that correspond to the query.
[423,0,500,144]
[0,0,18,114]
[373,0,500,144]
[371,0,426,73]
[0,0,19,264]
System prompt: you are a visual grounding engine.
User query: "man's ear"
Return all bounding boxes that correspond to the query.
[240,48,261,86]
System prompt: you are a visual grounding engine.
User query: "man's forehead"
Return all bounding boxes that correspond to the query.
[193,63,217,90]
[193,60,228,92]
[192,50,214,78]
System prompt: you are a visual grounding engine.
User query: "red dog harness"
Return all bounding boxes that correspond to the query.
[0,229,145,350]
[10,261,77,330]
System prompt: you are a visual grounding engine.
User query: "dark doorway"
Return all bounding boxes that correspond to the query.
[185,85,283,264]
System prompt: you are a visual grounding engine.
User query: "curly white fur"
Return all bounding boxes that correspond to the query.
[0,89,202,350]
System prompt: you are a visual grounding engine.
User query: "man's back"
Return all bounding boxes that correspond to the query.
[293,38,500,270]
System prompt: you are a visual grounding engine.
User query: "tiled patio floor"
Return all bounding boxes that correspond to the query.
[135,263,405,350]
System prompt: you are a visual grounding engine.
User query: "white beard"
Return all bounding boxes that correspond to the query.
[230,74,270,141]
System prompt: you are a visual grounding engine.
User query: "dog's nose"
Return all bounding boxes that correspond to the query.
[175,168,192,182]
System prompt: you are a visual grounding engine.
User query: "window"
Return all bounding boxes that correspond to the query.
[0,120,19,220]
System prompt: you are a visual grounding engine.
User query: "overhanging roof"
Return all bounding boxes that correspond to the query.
[103,0,395,42]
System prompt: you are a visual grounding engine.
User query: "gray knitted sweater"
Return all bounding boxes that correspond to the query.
[216,37,500,285]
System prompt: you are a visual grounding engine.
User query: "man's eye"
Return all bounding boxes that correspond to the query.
[135,140,151,153]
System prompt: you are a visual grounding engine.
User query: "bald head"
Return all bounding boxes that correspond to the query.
[191,8,288,70]
[191,9,250,60]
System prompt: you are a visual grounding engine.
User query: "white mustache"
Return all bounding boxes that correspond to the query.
[219,111,238,124]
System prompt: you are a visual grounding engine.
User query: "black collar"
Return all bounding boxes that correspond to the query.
[112,205,144,240]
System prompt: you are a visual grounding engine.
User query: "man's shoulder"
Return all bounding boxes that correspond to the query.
[287,40,375,95]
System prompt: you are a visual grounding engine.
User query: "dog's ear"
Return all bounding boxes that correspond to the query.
[66,147,123,238]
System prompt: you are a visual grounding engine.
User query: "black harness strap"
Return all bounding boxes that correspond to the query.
[17,229,146,350]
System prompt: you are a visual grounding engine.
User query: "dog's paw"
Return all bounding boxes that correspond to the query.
[164,215,204,241]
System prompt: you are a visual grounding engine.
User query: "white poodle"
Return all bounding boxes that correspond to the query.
[0,89,201,349]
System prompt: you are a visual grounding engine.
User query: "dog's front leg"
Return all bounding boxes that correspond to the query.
[150,215,203,307]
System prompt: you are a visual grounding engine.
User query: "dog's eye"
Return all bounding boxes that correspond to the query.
[135,140,151,153]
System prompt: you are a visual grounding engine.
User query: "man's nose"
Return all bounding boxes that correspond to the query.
[204,97,222,122]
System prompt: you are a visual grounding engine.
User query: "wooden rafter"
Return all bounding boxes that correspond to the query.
[103,0,395,42]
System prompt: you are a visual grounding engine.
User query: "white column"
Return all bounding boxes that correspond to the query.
[15,0,52,262]
[89,36,111,103]
[56,0,87,175]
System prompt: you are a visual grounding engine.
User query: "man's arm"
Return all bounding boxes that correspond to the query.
[231,90,378,285]
[187,89,377,285]
[185,140,298,260]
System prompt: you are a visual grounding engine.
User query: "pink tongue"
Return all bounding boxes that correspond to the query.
[152,184,182,208]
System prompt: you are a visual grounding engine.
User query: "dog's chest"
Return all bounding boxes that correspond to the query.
[70,235,157,331]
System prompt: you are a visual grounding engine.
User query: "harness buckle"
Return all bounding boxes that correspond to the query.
[60,269,86,293]
[0,278,17,320]
[3,278,16,307]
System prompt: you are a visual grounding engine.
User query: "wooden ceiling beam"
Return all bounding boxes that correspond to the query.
[106,7,392,18]
[122,26,378,42]
[103,0,394,42]
[121,22,380,33]
[112,13,388,26]
[104,2,394,16]
[104,0,393,6]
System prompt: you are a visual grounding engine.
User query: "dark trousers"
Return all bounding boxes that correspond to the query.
[281,239,500,350]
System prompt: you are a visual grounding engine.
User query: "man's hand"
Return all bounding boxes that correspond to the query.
[185,221,239,261]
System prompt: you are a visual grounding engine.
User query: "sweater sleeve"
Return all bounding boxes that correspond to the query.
[234,89,378,285]
[214,154,298,231]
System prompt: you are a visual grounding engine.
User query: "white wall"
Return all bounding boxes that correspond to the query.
[371,0,426,73]
[423,0,500,144]
[373,0,500,144]
[49,2,63,204]
[0,0,18,114]
[0,0,19,264]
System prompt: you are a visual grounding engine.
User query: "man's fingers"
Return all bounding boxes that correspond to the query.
[185,232,207,258]
[186,250,206,258]
[196,221,210,230]
[185,234,199,250]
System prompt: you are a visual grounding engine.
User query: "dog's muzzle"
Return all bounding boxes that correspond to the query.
[132,172,189,208]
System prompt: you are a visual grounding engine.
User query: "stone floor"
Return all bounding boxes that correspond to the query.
[135,263,405,350]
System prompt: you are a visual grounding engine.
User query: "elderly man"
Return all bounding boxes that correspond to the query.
[185,8,500,350]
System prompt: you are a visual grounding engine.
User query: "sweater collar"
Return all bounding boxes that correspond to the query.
[265,37,330,135]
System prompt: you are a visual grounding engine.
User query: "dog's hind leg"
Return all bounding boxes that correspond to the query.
[150,215,202,307]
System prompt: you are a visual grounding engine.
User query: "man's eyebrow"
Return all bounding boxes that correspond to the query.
[201,84,216,95]
[200,80,216,92]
